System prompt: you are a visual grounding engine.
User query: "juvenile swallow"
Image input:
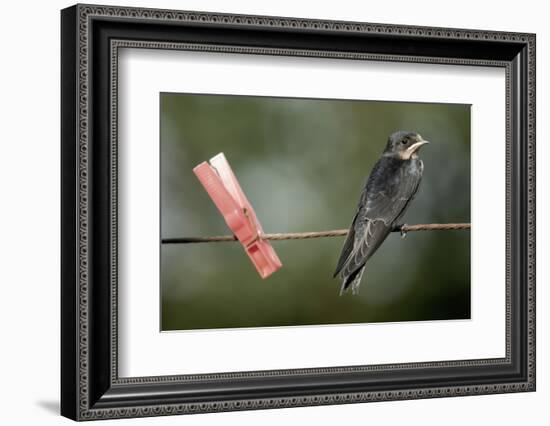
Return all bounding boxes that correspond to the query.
[334,131,429,295]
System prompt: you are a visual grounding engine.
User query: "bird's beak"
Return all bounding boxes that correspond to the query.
[407,139,430,155]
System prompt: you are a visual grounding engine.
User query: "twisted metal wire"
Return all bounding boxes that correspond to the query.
[162,223,471,244]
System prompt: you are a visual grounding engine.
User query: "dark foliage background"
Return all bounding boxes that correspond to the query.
[160,93,471,331]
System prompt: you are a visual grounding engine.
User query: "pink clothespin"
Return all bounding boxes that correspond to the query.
[193,153,282,279]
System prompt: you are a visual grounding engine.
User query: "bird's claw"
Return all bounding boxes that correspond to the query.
[399,224,408,239]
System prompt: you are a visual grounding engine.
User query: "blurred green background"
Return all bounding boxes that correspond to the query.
[160,93,471,331]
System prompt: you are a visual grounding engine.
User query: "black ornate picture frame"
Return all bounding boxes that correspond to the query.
[61,3,536,421]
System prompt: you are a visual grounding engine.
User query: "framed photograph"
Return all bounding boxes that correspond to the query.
[61,4,536,421]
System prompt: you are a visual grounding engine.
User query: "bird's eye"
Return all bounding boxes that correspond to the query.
[401,139,408,145]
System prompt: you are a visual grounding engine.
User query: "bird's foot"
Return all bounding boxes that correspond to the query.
[397,223,408,239]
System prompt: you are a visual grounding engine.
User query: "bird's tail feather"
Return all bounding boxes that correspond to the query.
[339,266,365,296]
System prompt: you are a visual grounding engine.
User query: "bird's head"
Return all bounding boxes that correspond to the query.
[384,131,430,160]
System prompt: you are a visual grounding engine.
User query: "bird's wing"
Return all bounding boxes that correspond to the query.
[333,183,371,277]
[333,210,359,277]
[338,166,422,285]
[338,216,391,287]
[365,168,422,224]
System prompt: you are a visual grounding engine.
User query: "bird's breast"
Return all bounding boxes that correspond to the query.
[403,158,423,177]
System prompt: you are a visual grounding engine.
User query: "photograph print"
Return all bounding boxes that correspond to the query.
[160,93,471,331]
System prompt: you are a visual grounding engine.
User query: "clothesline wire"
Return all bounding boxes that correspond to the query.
[161,222,470,244]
